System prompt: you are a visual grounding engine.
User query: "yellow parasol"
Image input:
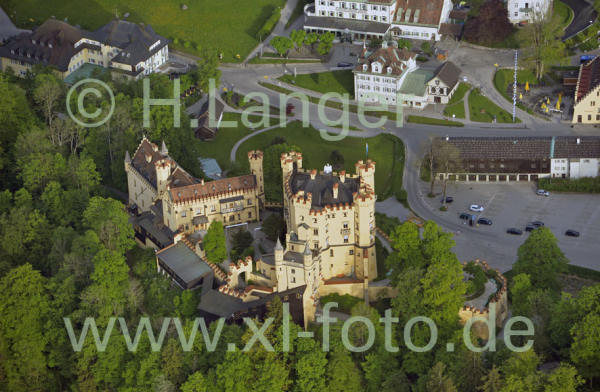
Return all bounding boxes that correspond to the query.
[556,100,560,110]
[541,102,547,109]
[519,93,523,100]
[545,106,549,113]
[525,81,530,92]
[546,97,550,105]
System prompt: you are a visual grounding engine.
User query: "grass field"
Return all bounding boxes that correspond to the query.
[555,0,574,32]
[407,115,464,127]
[279,70,355,97]
[2,0,285,62]
[196,112,262,171]
[235,121,404,199]
[447,83,471,105]
[443,102,466,119]
[468,89,520,123]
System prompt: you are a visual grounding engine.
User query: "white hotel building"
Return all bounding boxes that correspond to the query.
[304,0,454,41]
[507,0,551,24]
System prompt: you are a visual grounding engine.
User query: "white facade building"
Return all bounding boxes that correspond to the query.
[305,0,454,41]
[507,0,551,24]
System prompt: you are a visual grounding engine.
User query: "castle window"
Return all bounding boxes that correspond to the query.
[248,212,252,218]
[314,229,319,235]
[291,269,295,274]
[330,249,334,256]
[181,211,186,217]
[248,199,252,205]
[291,277,296,283]
[349,249,354,255]
[343,223,349,229]
[343,235,349,243]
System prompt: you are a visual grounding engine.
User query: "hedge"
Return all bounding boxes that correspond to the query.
[538,177,600,193]
[256,7,282,40]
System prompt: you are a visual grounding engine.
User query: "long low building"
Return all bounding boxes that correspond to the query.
[433,136,600,182]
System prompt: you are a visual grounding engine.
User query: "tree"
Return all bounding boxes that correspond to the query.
[83,196,135,254]
[290,29,307,49]
[204,220,227,263]
[0,264,51,391]
[271,36,293,57]
[544,364,583,392]
[181,371,210,392]
[329,150,345,171]
[397,38,411,50]
[570,312,600,386]
[463,0,513,46]
[261,213,285,242]
[480,366,503,392]
[33,73,62,126]
[317,32,335,55]
[195,48,221,93]
[426,362,457,392]
[304,32,319,45]
[517,9,567,80]
[231,229,254,260]
[512,227,569,292]
[430,138,463,206]
[326,348,363,392]
[500,350,543,392]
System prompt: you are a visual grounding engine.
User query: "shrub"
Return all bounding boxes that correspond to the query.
[256,7,282,40]
[395,189,408,207]
[320,293,362,313]
[538,177,600,193]
[375,212,402,236]
[464,261,488,298]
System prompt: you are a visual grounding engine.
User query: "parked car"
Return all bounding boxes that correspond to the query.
[565,229,580,237]
[469,204,484,212]
[459,213,473,220]
[507,228,523,235]
[337,62,353,67]
[477,217,492,225]
[531,221,545,228]
[441,196,454,203]
[536,189,550,197]
[525,224,536,232]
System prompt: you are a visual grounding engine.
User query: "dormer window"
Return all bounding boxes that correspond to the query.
[387,66,392,74]
[362,63,368,71]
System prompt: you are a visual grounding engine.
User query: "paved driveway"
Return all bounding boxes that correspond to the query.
[420,181,600,271]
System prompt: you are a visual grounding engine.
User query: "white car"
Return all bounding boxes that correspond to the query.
[469,204,484,212]
[536,189,550,197]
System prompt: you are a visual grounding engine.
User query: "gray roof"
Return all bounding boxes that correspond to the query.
[129,211,174,246]
[198,157,223,180]
[93,19,168,66]
[157,242,211,284]
[289,172,359,209]
[304,16,390,34]
[434,61,461,89]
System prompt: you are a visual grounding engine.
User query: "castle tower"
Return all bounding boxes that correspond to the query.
[274,237,286,291]
[155,158,173,198]
[248,150,265,206]
[354,188,377,282]
[124,150,134,207]
[280,151,303,220]
[355,160,376,189]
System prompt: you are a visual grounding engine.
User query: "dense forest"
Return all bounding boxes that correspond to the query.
[0,66,599,391]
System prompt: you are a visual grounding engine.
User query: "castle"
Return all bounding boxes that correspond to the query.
[125,137,264,248]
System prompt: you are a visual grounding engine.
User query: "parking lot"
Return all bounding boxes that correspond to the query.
[420,181,600,271]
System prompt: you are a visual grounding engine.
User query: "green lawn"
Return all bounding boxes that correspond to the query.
[407,115,464,127]
[447,83,471,105]
[555,0,574,32]
[278,70,355,97]
[3,0,285,62]
[235,121,404,199]
[196,112,263,171]
[443,102,466,119]
[468,89,520,123]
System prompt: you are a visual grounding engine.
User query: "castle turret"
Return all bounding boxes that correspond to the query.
[160,140,168,155]
[274,237,286,291]
[155,158,173,197]
[355,159,376,189]
[248,150,265,206]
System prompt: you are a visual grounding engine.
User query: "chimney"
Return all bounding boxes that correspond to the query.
[577,138,581,145]
[310,169,317,180]
[333,183,339,199]
[201,178,205,185]
[339,170,346,183]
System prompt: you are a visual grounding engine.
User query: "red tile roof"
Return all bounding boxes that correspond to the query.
[575,56,600,102]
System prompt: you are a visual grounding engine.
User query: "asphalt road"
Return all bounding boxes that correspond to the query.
[220,43,600,272]
[562,0,598,40]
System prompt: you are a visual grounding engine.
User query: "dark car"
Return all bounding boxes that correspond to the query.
[565,230,580,237]
[477,217,492,225]
[459,213,473,220]
[531,221,545,228]
[337,62,353,67]
[525,224,536,232]
[507,228,523,235]
[441,196,454,204]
